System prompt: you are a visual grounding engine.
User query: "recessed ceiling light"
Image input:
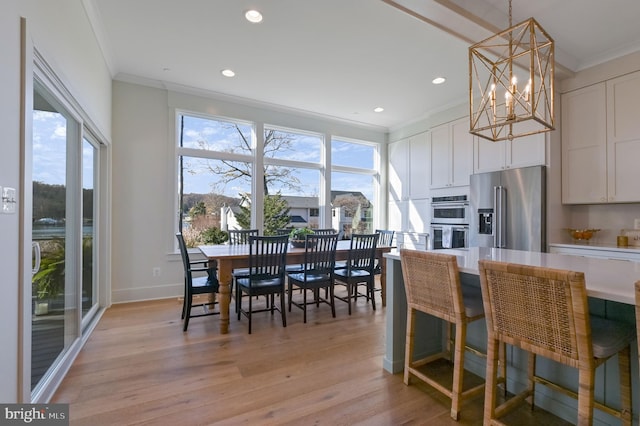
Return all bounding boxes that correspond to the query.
[373,107,384,113]
[221,69,235,77]
[432,77,446,85]
[245,10,263,23]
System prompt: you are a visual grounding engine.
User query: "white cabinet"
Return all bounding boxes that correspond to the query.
[388,138,409,202]
[430,117,473,189]
[562,71,640,204]
[388,132,431,233]
[474,124,546,173]
[561,83,607,203]
[388,131,431,201]
[606,72,640,202]
[408,132,430,199]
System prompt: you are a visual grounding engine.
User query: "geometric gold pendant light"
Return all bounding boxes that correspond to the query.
[469,0,554,141]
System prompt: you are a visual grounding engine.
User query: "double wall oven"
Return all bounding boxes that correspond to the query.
[429,195,469,250]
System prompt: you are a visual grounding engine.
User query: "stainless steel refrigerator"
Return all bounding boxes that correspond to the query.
[469,165,546,252]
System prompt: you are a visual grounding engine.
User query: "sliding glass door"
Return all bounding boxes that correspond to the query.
[30,77,101,396]
[31,80,79,391]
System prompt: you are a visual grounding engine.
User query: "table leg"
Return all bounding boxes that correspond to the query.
[217,260,232,334]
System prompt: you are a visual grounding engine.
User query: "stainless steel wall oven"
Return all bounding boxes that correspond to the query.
[429,195,469,249]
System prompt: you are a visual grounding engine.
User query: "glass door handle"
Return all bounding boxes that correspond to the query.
[32,241,41,275]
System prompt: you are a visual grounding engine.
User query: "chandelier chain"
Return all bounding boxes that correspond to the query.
[508,0,512,27]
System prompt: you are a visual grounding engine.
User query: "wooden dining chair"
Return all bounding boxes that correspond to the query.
[313,228,338,235]
[235,235,289,334]
[478,260,633,425]
[227,229,259,311]
[227,228,258,245]
[400,249,493,421]
[176,233,219,331]
[287,233,339,323]
[334,233,379,314]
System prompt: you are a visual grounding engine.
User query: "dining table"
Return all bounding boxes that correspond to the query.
[199,239,393,334]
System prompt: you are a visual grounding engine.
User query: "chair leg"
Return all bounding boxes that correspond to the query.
[369,279,376,311]
[618,345,632,426]
[280,290,287,328]
[450,322,466,421]
[183,293,192,332]
[404,308,416,385]
[303,286,308,323]
[576,366,596,425]
[483,336,500,424]
[288,281,293,312]
[527,352,536,409]
[329,284,336,318]
[236,283,242,321]
[499,342,508,397]
[248,291,253,334]
[181,279,187,320]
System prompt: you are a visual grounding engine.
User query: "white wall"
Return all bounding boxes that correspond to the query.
[111,81,387,303]
[0,0,111,402]
[0,1,23,403]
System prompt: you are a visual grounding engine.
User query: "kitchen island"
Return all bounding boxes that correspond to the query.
[383,247,639,424]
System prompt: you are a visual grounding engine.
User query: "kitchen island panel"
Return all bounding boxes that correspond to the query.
[384,248,638,425]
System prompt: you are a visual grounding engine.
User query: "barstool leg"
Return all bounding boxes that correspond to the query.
[618,345,632,426]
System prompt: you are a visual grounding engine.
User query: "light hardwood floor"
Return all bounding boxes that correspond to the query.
[52,288,570,425]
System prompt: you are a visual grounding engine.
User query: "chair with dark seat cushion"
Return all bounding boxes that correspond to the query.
[176,233,219,332]
[313,228,337,235]
[228,228,258,244]
[374,229,394,275]
[287,233,339,323]
[235,235,289,334]
[479,260,633,425]
[333,233,379,314]
[227,229,259,312]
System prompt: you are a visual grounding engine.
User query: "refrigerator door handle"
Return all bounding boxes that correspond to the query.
[494,186,506,248]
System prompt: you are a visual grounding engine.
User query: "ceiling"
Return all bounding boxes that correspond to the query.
[85,0,640,131]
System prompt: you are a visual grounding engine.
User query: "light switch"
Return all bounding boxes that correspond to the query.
[2,187,16,214]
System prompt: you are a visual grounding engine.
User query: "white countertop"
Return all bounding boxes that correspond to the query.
[385,247,640,305]
[549,242,640,253]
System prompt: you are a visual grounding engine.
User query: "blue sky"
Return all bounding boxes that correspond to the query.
[32,110,95,190]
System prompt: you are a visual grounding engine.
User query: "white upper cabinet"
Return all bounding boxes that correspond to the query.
[388,138,409,202]
[408,131,430,199]
[561,83,607,203]
[388,132,431,232]
[562,70,640,204]
[430,117,473,189]
[388,131,430,201]
[474,121,546,173]
[606,71,640,202]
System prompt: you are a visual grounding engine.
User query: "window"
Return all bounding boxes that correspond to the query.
[177,113,381,242]
[262,126,323,233]
[177,114,254,246]
[331,138,379,238]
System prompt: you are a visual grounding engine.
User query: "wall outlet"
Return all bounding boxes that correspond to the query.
[635,219,640,230]
[152,267,161,277]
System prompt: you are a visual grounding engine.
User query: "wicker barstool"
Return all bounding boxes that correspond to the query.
[479,260,633,425]
[399,249,504,421]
